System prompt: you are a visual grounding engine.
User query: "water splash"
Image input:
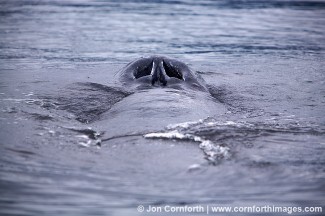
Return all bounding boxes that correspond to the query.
[144,119,231,164]
[144,116,325,165]
[65,127,102,148]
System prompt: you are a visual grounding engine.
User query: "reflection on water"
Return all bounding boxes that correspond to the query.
[0,0,325,215]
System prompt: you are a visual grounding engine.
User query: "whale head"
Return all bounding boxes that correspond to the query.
[116,56,209,92]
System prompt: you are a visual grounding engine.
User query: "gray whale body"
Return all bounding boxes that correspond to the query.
[94,56,226,137]
[52,56,226,138]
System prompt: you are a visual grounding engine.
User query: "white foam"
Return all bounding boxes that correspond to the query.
[187,164,201,172]
[78,140,92,147]
[166,119,204,129]
[75,135,89,139]
[204,120,247,127]
[143,119,241,163]
[167,119,253,131]
[144,130,189,139]
[144,129,230,163]
[199,140,230,161]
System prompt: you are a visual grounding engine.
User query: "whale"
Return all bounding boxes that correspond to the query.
[52,56,226,138]
[95,56,226,137]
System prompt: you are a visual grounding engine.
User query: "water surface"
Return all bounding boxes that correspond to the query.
[0,0,325,215]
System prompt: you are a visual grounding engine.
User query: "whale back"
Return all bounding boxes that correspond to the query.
[95,88,226,137]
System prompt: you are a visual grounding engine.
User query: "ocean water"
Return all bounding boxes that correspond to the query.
[0,0,325,215]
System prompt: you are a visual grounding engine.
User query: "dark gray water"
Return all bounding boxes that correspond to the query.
[0,0,325,215]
